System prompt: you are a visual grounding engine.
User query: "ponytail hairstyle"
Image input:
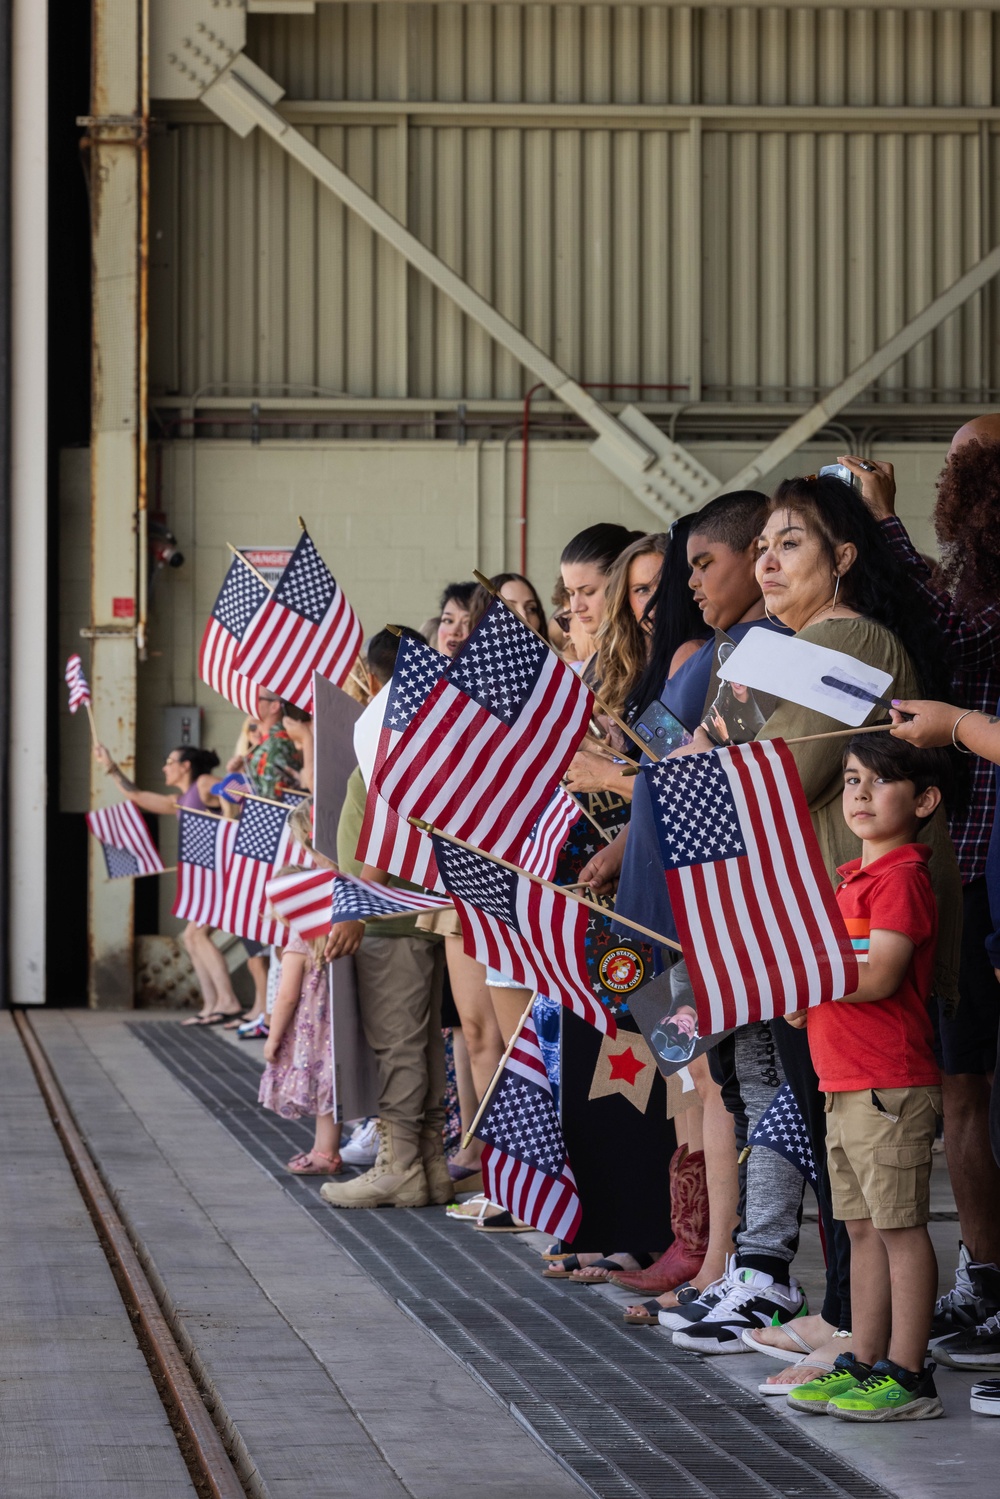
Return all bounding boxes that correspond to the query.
[175,746,220,780]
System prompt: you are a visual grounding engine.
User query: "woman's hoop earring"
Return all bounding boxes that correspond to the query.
[832,573,841,611]
[764,601,781,625]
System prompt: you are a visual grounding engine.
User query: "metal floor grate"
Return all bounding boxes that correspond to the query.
[131,1022,894,1499]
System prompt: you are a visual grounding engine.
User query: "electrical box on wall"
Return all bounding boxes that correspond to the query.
[164,706,201,758]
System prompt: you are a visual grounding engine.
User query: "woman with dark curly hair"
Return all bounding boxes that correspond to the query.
[840,429,1000,1357]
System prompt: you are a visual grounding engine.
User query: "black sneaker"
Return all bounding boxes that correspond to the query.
[936,1311,1000,1370]
[657,1258,733,1331]
[671,1266,806,1354]
[929,1243,1000,1345]
[971,1378,1000,1416]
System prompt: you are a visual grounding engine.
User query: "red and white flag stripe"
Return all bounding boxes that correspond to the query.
[199,615,260,718]
[173,815,237,928]
[264,868,335,942]
[86,801,164,876]
[65,654,91,713]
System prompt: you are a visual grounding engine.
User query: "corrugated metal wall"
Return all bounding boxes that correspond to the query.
[150,4,1000,406]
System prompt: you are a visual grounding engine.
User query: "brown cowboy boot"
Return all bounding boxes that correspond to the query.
[608,1144,708,1292]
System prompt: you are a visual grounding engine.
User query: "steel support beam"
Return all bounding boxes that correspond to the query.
[722,245,1000,495]
[190,54,717,524]
[85,3,147,1007]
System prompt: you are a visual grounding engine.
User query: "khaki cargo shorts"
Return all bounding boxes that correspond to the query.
[824,1085,942,1230]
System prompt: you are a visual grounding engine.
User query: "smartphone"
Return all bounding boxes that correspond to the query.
[632,699,690,754]
[818,462,860,493]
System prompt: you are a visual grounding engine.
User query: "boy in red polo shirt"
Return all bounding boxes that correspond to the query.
[786,735,951,1422]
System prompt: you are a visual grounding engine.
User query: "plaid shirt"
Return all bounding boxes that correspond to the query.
[881,515,1000,883]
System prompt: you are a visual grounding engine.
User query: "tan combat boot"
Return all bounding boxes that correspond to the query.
[320,1122,430,1209]
[419,1123,453,1206]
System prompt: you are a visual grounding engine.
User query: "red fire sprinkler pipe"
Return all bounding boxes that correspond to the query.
[519,382,689,575]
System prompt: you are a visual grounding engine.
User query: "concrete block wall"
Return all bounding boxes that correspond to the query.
[58,437,949,934]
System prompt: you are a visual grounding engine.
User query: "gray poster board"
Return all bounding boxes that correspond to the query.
[328,954,380,1123]
[313,671,364,863]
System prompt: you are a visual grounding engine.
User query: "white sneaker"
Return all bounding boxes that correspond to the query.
[341,1117,379,1167]
[671,1266,806,1354]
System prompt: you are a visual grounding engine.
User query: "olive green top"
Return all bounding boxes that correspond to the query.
[756,617,962,1007]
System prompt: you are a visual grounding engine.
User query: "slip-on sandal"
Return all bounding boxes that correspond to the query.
[543,1254,596,1279]
[569,1254,653,1284]
[623,1299,665,1326]
[473,1208,531,1233]
[740,1323,821,1363]
[757,1360,833,1396]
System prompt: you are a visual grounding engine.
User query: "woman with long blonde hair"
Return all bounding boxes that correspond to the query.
[592,534,669,719]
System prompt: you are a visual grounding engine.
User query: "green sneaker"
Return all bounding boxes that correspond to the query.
[827,1359,944,1422]
[786,1353,872,1415]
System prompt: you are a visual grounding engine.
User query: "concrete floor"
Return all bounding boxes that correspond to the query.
[9,1008,1000,1499]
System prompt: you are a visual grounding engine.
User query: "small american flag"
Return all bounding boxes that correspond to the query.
[219,799,314,944]
[356,634,447,888]
[199,557,269,717]
[279,787,310,808]
[520,788,581,882]
[264,868,335,942]
[375,597,592,863]
[645,740,857,1035]
[748,1083,817,1188]
[475,1014,581,1242]
[86,801,165,879]
[65,654,91,714]
[234,532,363,711]
[173,811,237,926]
[330,871,452,923]
[432,834,615,1036]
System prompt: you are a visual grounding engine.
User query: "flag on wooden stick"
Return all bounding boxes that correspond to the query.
[234,531,363,711]
[86,801,165,879]
[474,1014,581,1242]
[64,654,91,713]
[173,811,236,926]
[375,597,592,862]
[520,787,581,882]
[355,634,447,887]
[330,871,452,923]
[219,798,314,944]
[644,740,857,1035]
[431,833,615,1036]
[199,557,269,717]
[264,868,336,942]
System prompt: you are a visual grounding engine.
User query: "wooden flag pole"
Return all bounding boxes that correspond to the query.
[130,865,178,877]
[179,805,226,822]
[297,515,308,532]
[472,570,658,764]
[410,817,681,953]
[229,787,298,812]
[226,542,273,591]
[617,719,895,776]
[461,992,538,1150]
[83,702,100,750]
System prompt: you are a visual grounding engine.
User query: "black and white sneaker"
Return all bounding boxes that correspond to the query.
[929,1243,1000,1346]
[657,1258,734,1331]
[936,1311,1000,1370]
[971,1378,1000,1416]
[671,1266,805,1354]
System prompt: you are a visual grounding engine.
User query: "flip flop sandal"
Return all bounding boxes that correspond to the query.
[569,1254,654,1284]
[542,1246,572,1262]
[542,1255,594,1279]
[757,1360,834,1396]
[740,1322,820,1363]
[197,1011,245,1028]
[286,1151,343,1176]
[180,1013,213,1027]
[473,1209,531,1233]
[623,1299,665,1326]
[445,1194,490,1220]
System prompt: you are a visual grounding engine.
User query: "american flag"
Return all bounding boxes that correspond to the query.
[86,801,165,879]
[233,531,363,711]
[375,597,592,863]
[264,867,335,942]
[219,798,314,943]
[355,634,447,888]
[475,1014,581,1242]
[331,871,452,922]
[520,788,581,881]
[199,557,269,717]
[645,740,858,1035]
[748,1083,817,1188]
[65,654,91,714]
[173,810,237,925]
[432,834,615,1036]
[279,787,310,808]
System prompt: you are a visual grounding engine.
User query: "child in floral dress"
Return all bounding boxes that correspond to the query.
[259,928,342,1175]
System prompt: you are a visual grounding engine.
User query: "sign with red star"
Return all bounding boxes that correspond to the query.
[588,1030,657,1113]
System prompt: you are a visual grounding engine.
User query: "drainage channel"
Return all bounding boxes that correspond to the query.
[134,1020,897,1499]
[13,1011,248,1499]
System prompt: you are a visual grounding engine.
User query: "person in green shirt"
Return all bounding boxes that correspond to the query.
[243,691,302,798]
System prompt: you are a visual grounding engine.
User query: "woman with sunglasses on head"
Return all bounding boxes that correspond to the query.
[93,741,246,1027]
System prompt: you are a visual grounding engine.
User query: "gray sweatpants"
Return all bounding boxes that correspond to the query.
[734,1019,805,1265]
